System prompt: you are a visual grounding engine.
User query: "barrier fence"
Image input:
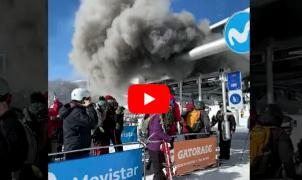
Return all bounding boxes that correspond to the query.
[49,147,144,180]
[121,126,138,143]
[48,132,218,180]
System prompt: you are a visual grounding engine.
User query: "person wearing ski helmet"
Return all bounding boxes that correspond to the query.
[59,88,98,160]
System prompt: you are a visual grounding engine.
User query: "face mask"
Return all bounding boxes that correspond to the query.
[98,100,106,106]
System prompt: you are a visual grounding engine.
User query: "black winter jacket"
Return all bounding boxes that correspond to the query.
[60,103,98,152]
[0,109,28,179]
[212,110,236,133]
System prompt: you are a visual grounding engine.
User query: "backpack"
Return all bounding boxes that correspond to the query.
[250,126,272,175]
[20,109,39,165]
[162,107,177,134]
[186,110,202,132]
[139,115,154,143]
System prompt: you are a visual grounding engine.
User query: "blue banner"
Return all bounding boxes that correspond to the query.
[49,149,143,180]
[121,126,138,143]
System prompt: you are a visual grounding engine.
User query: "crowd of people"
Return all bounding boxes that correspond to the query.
[140,94,237,180]
[6,77,302,180]
[0,78,48,180]
[48,87,238,180]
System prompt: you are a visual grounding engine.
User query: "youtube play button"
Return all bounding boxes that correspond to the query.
[128,84,170,114]
[144,93,155,105]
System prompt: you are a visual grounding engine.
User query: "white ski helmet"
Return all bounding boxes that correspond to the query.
[71,88,90,101]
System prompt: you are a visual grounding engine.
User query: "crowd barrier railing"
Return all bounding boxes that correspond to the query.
[48,132,218,179]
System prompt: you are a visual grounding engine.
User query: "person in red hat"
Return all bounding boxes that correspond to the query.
[96,95,122,154]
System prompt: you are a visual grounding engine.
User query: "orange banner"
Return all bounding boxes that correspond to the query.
[174,136,217,176]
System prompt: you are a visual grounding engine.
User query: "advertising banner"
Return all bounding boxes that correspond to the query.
[121,126,138,143]
[49,149,143,180]
[174,136,217,176]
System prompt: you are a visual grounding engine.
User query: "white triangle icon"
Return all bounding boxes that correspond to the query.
[144,93,155,106]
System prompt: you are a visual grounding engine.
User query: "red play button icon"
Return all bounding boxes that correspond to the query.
[128,84,170,114]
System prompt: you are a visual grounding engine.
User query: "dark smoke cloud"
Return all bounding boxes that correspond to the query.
[70,0,207,102]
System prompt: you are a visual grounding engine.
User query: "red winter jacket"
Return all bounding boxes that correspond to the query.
[48,99,63,138]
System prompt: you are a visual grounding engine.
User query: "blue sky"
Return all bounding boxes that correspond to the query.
[48,0,249,81]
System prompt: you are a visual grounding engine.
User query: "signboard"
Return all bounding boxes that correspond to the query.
[121,126,138,143]
[224,11,250,54]
[227,71,242,90]
[228,89,243,108]
[174,136,217,176]
[48,149,143,180]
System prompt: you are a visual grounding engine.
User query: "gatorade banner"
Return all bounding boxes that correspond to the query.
[174,136,217,176]
[48,149,143,180]
[121,126,138,143]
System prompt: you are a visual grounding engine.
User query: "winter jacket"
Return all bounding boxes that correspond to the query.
[103,107,117,131]
[48,99,63,138]
[0,109,28,178]
[212,110,236,133]
[163,95,181,136]
[147,114,171,151]
[60,102,98,152]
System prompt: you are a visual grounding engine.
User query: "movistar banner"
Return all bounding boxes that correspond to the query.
[121,126,138,143]
[49,149,143,180]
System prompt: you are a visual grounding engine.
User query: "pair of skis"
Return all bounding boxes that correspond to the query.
[161,141,173,180]
[160,115,174,179]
